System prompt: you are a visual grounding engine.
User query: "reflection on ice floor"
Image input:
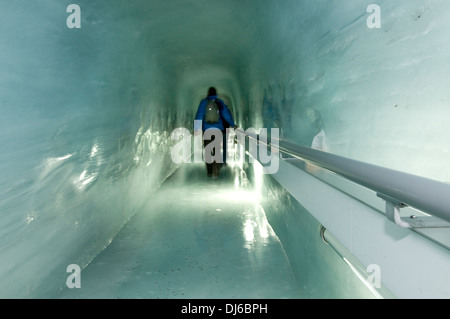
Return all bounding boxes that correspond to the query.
[58,163,301,299]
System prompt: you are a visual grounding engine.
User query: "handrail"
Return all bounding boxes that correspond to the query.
[235,128,450,225]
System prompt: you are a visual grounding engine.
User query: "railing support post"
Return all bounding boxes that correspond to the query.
[377,193,450,229]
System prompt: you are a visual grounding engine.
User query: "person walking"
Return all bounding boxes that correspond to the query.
[194,87,237,178]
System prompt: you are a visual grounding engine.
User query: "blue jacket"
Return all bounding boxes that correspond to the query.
[194,95,236,131]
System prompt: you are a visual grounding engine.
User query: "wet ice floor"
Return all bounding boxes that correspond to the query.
[58,163,301,299]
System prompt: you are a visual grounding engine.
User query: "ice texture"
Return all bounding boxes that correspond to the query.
[1,0,449,298]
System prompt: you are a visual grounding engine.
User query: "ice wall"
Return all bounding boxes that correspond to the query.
[1,0,449,298]
[0,1,184,297]
[244,0,450,182]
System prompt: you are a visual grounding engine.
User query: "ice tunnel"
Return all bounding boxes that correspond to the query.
[1,0,450,299]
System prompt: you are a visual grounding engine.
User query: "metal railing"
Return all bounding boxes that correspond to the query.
[235,128,450,228]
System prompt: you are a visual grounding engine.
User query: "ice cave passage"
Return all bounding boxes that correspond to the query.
[1,0,450,299]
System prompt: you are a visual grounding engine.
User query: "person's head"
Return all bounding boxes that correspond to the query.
[207,87,217,97]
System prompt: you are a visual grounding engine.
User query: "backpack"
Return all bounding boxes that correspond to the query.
[205,99,220,124]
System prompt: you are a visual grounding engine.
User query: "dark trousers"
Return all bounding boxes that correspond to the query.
[204,131,224,177]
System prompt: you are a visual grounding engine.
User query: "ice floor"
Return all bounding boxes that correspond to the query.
[58,163,302,299]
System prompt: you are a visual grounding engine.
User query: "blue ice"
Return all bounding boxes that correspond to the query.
[1,0,450,299]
